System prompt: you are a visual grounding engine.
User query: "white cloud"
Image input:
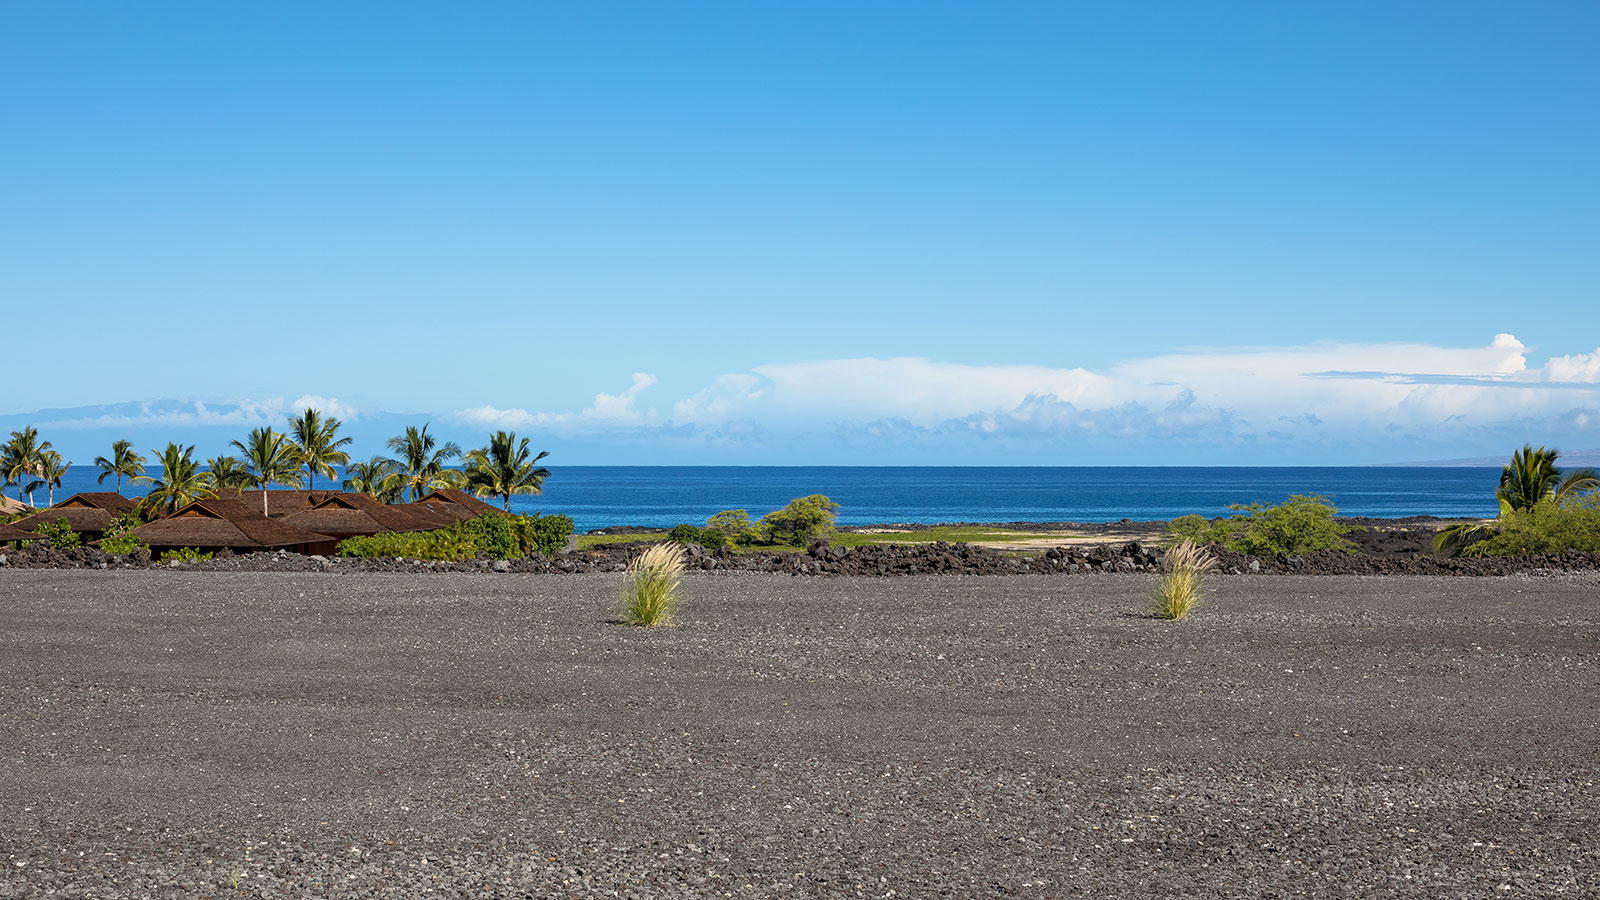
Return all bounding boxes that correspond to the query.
[288,394,360,421]
[33,397,362,431]
[674,374,765,418]
[584,372,657,420]
[451,373,659,431]
[1545,348,1600,383]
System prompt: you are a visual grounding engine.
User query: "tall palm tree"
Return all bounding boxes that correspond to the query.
[132,443,216,517]
[464,431,551,511]
[1494,444,1598,512]
[2,426,52,507]
[34,450,71,507]
[231,427,305,516]
[342,456,405,504]
[205,455,253,490]
[1436,444,1600,555]
[384,424,462,502]
[94,439,147,496]
[289,408,354,491]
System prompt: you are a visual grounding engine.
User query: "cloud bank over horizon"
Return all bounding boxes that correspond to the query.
[6,335,1600,465]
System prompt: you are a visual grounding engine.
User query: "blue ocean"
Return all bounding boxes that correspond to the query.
[32,466,1501,532]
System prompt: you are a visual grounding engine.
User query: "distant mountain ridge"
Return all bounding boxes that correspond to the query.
[1380,448,1600,468]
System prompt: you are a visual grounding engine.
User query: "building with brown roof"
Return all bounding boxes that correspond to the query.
[415,488,502,517]
[283,492,439,541]
[12,492,140,542]
[134,498,338,556]
[0,522,40,545]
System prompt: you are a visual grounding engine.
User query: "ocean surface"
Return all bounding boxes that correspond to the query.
[25,466,1501,532]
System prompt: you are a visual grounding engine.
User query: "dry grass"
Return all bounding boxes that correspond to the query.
[621,542,688,626]
[1152,539,1218,620]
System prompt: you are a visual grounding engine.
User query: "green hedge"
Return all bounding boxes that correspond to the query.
[1168,494,1355,557]
[1461,499,1600,557]
[337,512,574,561]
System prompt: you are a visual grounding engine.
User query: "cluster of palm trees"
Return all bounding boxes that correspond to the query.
[5,410,553,519]
[1434,444,1599,555]
[1,426,72,507]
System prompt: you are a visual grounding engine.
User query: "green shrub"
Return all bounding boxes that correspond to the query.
[1460,498,1600,557]
[705,509,754,546]
[161,547,213,563]
[100,532,146,554]
[668,523,727,549]
[1151,540,1218,620]
[757,495,840,546]
[1167,494,1354,557]
[336,512,575,561]
[35,517,81,550]
[621,543,687,626]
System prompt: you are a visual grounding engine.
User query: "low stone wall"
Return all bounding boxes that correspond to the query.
[4,537,1599,576]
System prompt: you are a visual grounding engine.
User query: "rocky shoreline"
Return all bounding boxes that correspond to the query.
[4,530,1598,577]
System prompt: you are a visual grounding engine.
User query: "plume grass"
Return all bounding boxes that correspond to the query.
[1152,539,1217,620]
[621,542,688,626]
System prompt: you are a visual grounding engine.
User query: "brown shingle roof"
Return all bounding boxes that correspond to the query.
[54,492,139,514]
[0,523,40,542]
[205,488,339,516]
[135,498,336,551]
[416,488,501,516]
[11,507,117,535]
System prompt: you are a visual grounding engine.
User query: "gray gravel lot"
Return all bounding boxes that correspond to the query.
[2,570,1597,898]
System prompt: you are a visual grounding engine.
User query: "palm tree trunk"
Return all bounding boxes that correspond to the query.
[504,495,510,511]
[262,483,270,517]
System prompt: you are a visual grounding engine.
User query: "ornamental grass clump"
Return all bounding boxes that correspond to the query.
[621,542,688,627]
[1152,539,1218,620]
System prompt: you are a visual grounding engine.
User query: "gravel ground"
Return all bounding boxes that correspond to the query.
[2,570,1597,898]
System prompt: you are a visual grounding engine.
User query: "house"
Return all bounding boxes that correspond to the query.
[134,497,338,556]
[283,492,440,541]
[414,488,502,517]
[11,492,140,542]
[0,495,27,517]
[0,522,40,545]
[205,488,342,517]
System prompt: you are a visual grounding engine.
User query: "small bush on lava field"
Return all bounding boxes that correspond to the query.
[668,523,727,549]
[1151,539,1218,620]
[35,517,81,550]
[1167,494,1354,557]
[1458,497,1600,557]
[161,547,213,563]
[621,542,687,626]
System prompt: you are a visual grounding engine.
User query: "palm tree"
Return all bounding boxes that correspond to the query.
[230,427,305,516]
[1494,444,1598,512]
[342,456,406,503]
[205,455,253,490]
[384,424,462,502]
[93,440,147,496]
[289,408,354,491]
[1436,444,1600,555]
[132,443,216,517]
[34,450,71,507]
[464,431,551,511]
[2,426,53,507]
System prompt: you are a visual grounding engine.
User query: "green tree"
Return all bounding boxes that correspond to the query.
[289,408,354,491]
[205,455,253,490]
[132,443,216,517]
[384,424,462,502]
[94,440,147,496]
[1436,445,1600,555]
[2,426,53,507]
[230,427,306,516]
[464,430,551,511]
[33,450,71,507]
[758,494,841,546]
[342,456,406,503]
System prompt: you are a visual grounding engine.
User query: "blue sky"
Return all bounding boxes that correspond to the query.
[3,2,1598,465]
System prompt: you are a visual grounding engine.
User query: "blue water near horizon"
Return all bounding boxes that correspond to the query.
[23,466,1502,532]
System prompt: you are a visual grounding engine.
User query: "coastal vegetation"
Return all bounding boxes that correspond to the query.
[1435,445,1600,557]
[1166,494,1354,556]
[386,424,465,502]
[1152,539,1217,620]
[93,440,146,495]
[1,426,54,506]
[133,443,217,517]
[621,542,687,626]
[463,430,551,511]
[336,511,574,561]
